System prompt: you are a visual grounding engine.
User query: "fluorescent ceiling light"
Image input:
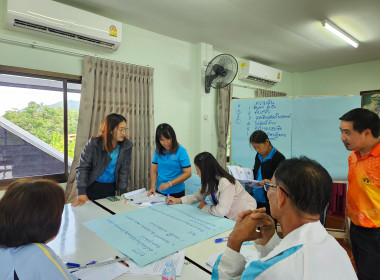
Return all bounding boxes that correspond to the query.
[322,19,359,48]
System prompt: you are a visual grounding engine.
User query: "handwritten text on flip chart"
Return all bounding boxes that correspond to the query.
[85,204,234,266]
[231,98,293,168]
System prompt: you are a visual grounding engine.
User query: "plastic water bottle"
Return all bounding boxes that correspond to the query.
[161,260,176,280]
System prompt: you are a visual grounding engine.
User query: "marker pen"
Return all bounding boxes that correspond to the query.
[66,262,80,268]
[215,237,228,243]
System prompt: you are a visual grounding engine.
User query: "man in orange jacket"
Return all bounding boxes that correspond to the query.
[340,108,380,280]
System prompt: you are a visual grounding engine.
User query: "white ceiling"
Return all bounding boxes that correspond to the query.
[58,0,380,72]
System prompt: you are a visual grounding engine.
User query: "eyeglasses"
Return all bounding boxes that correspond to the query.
[263,182,289,197]
[118,128,128,133]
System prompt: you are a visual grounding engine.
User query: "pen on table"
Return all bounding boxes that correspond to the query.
[214,237,229,243]
[115,256,129,267]
[66,262,80,268]
[215,237,254,245]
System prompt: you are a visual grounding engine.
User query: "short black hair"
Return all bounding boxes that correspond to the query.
[194,152,235,195]
[155,123,179,155]
[0,179,65,248]
[339,108,380,137]
[249,130,271,145]
[274,157,332,215]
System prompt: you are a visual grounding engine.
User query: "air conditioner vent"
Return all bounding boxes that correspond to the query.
[14,19,115,48]
[14,19,47,32]
[246,75,276,85]
[7,0,122,50]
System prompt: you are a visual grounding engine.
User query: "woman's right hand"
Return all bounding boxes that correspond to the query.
[167,196,181,205]
[147,188,156,197]
[72,194,88,207]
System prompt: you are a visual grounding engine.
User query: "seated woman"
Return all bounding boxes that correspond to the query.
[168,152,257,221]
[0,179,77,280]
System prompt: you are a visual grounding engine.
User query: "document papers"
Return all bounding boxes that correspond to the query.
[72,251,185,279]
[206,247,259,269]
[72,261,127,280]
[125,250,185,276]
[85,204,235,266]
[227,165,261,188]
[122,188,166,206]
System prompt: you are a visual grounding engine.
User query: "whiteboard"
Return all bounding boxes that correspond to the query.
[230,95,361,180]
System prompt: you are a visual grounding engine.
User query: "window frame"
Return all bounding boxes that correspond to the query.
[0,65,81,187]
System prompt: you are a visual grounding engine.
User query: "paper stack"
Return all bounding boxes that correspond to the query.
[122,188,166,206]
[227,166,261,188]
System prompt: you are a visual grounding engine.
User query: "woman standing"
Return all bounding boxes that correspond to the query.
[148,123,191,198]
[73,113,133,206]
[0,179,77,280]
[167,152,257,221]
[250,130,285,217]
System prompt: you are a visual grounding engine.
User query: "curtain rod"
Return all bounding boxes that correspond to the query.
[0,37,153,69]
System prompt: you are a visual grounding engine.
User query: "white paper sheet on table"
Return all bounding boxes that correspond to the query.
[71,251,185,279]
[72,260,128,280]
[124,250,185,276]
[206,247,260,269]
[227,166,261,188]
[122,188,166,206]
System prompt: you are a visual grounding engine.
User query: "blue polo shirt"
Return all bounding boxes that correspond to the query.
[96,145,120,183]
[152,145,191,194]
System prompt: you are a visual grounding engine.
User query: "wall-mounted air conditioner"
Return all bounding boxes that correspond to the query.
[5,0,122,50]
[238,60,282,85]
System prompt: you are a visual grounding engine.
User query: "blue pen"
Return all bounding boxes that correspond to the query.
[215,237,228,243]
[66,262,80,268]
[215,237,254,245]
[166,192,169,205]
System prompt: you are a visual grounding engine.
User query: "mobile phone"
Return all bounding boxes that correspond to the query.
[106,196,120,202]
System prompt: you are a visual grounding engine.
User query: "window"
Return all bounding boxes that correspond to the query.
[0,69,81,186]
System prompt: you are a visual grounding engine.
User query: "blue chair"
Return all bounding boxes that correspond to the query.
[185,174,212,205]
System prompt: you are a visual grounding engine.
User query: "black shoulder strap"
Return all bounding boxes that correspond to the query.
[14,270,19,280]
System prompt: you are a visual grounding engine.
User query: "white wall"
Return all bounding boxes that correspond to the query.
[1,0,380,175]
[292,59,380,96]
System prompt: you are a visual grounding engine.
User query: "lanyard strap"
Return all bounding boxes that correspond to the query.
[211,192,218,205]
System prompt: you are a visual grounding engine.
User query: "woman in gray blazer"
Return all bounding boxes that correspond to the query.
[72,113,133,206]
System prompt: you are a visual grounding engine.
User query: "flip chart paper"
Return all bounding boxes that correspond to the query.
[84,204,234,266]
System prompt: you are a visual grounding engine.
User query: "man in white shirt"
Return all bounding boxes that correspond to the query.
[212,157,357,280]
